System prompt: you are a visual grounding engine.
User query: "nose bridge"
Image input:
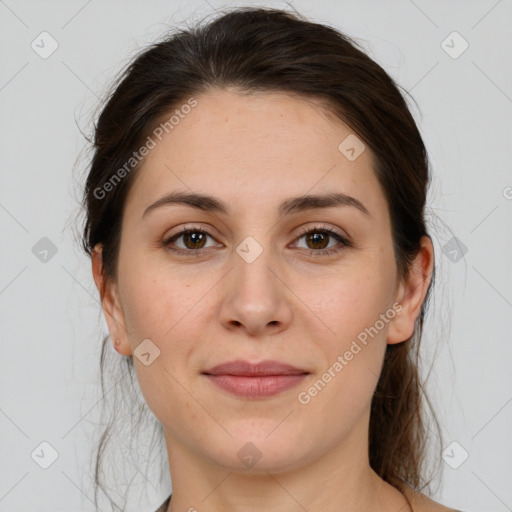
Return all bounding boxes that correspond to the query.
[218,230,293,334]
[233,233,278,296]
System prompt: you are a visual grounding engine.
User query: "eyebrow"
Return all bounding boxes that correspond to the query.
[142,191,370,219]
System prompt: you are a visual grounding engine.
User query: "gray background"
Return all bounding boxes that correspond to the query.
[1,0,511,510]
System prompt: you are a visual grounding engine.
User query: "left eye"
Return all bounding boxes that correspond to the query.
[163,225,349,256]
[293,226,349,255]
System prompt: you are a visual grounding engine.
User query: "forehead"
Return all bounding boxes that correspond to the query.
[123,88,387,220]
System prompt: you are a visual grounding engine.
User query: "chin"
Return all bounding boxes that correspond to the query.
[202,429,312,474]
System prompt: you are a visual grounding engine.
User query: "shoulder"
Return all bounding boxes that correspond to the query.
[399,482,462,512]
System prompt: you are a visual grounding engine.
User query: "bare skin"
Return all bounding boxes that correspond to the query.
[399,482,460,512]
[92,88,451,512]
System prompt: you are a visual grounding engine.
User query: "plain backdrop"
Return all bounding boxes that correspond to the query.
[1,0,511,511]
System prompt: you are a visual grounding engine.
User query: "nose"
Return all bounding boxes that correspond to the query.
[218,241,293,337]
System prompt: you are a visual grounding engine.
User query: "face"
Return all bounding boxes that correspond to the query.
[93,88,428,475]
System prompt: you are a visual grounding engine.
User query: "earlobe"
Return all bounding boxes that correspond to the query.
[387,236,434,345]
[91,244,131,356]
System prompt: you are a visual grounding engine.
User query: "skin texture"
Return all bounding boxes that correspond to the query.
[92,89,437,512]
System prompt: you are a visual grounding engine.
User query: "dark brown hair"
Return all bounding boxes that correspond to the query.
[80,5,442,510]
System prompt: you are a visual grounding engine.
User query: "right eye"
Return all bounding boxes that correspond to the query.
[163,226,221,256]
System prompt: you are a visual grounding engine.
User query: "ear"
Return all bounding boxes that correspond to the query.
[91,244,132,356]
[387,235,434,344]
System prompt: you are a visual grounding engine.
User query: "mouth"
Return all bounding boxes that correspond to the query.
[202,359,310,398]
[203,359,309,376]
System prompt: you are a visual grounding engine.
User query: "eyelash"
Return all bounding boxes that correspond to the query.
[162,224,351,257]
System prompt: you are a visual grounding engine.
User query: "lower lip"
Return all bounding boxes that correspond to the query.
[203,374,309,398]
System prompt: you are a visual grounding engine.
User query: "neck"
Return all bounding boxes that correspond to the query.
[164,413,409,512]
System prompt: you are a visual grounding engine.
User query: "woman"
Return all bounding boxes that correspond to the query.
[82,6,464,512]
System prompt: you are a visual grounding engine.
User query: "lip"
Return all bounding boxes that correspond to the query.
[203,359,308,376]
[202,359,310,398]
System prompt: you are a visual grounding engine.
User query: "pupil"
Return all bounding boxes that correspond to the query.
[187,232,205,248]
[309,233,327,249]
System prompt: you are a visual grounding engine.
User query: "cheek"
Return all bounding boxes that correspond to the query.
[303,264,395,391]
[118,268,202,420]
[119,255,214,377]
[121,278,205,359]
[121,277,172,340]
[118,244,196,339]
[309,267,394,342]
[296,273,393,429]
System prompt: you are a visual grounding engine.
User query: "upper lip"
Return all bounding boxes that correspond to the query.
[203,359,309,376]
